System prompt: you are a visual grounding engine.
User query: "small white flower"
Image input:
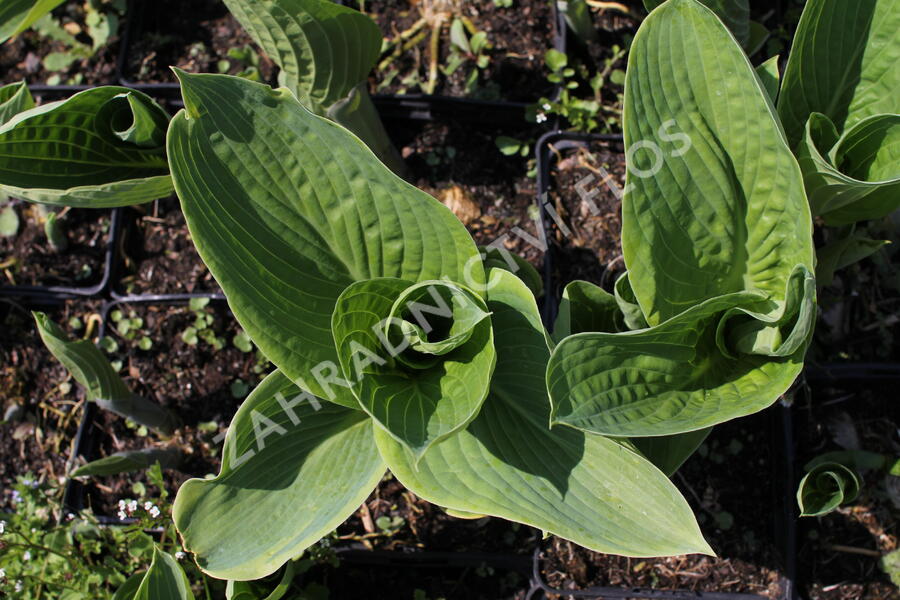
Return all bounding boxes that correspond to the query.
[66,513,75,521]
[536,112,548,124]
[149,506,161,519]
[0,520,6,535]
[15,580,23,593]
[23,551,31,562]
[118,500,127,510]
[127,500,138,513]
[542,103,552,111]
[144,501,153,511]
[117,510,128,521]
[175,551,186,560]
[0,568,6,578]
[11,490,22,503]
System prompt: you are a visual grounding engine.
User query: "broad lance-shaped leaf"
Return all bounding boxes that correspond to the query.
[0,81,34,125]
[173,370,385,580]
[223,0,406,174]
[71,447,180,477]
[133,546,194,600]
[167,71,482,407]
[797,462,860,518]
[796,112,900,225]
[778,0,900,148]
[332,278,494,459]
[0,0,64,43]
[34,312,178,434]
[0,86,173,207]
[377,269,713,558]
[623,0,814,327]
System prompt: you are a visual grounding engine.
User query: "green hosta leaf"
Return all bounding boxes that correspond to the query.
[226,562,296,600]
[623,0,813,326]
[173,370,384,580]
[0,81,35,124]
[643,0,749,48]
[167,72,482,407]
[479,245,542,298]
[755,54,780,104]
[34,312,177,434]
[561,0,599,44]
[631,428,711,476]
[0,87,173,207]
[797,461,860,517]
[797,112,900,225]
[71,447,180,477]
[778,0,900,148]
[816,227,890,286]
[376,269,712,558]
[223,0,381,113]
[0,0,65,43]
[548,270,814,437]
[132,546,194,600]
[112,572,145,600]
[805,450,891,473]
[553,280,624,341]
[332,278,494,460]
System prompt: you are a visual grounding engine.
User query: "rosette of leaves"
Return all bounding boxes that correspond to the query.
[166,70,710,580]
[777,0,900,226]
[221,0,405,175]
[546,0,816,449]
[0,86,173,207]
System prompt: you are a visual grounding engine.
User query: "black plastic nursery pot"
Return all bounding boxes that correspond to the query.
[114,0,566,124]
[532,131,799,600]
[0,206,122,299]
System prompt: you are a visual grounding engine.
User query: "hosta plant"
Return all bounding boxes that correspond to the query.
[166,65,711,579]
[162,0,817,581]
[777,0,900,226]
[546,0,815,443]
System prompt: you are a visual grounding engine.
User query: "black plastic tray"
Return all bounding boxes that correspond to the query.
[0,207,122,299]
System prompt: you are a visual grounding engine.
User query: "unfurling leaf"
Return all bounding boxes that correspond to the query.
[797,461,860,517]
[0,87,173,207]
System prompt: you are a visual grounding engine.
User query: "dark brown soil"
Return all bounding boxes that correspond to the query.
[0,298,101,509]
[0,1,120,86]
[120,0,275,84]
[366,0,556,101]
[115,197,218,296]
[795,385,900,600]
[385,115,545,274]
[0,201,111,290]
[540,408,789,598]
[338,472,535,554]
[547,140,626,294]
[79,301,267,515]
